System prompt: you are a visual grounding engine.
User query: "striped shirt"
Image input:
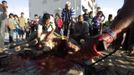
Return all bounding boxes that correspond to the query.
[61,8,75,22]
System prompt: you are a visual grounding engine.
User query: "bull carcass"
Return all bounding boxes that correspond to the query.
[1,34,101,75]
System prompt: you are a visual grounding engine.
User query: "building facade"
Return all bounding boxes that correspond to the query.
[29,0,97,19]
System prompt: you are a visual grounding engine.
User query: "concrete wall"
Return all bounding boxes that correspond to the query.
[29,0,81,19]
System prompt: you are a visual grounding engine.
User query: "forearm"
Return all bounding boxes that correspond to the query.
[111,9,134,35]
[111,0,134,35]
[47,29,55,37]
[37,32,42,39]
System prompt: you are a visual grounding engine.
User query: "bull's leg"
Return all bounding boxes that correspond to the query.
[67,41,80,54]
[39,34,47,41]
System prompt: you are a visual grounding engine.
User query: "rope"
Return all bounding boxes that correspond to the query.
[71,48,118,67]
[89,49,118,66]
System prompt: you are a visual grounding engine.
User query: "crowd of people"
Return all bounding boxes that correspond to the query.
[26,2,113,46]
[0,1,123,47]
[7,12,28,43]
[0,0,134,74]
[0,0,134,56]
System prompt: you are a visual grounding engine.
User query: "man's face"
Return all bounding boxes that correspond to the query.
[35,16,39,19]
[10,15,14,18]
[90,13,93,17]
[84,10,88,14]
[97,7,101,12]
[44,18,50,25]
[2,2,8,8]
[65,4,71,10]
[21,13,24,16]
[78,16,83,22]
[109,16,113,21]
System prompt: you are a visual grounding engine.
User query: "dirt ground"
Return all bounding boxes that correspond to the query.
[93,50,134,75]
[0,45,134,75]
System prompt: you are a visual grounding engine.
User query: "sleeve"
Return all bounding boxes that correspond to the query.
[73,23,77,34]
[24,18,27,25]
[50,16,56,30]
[61,9,65,21]
[70,8,76,17]
[84,22,89,33]
[38,24,42,33]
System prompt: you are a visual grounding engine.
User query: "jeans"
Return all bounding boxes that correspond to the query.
[0,19,6,48]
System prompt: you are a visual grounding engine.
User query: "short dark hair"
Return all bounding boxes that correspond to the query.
[2,0,7,4]
[55,13,61,18]
[78,15,83,20]
[14,14,18,18]
[97,7,101,9]
[97,11,103,16]
[109,14,112,17]
[42,13,50,22]
[9,13,14,16]
[34,14,38,17]
[108,14,113,20]
[9,13,14,18]
[84,9,88,12]
[21,12,24,14]
[89,11,93,15]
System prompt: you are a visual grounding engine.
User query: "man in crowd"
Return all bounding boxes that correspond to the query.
[7,13,16,43]
[103,14,113,29]
[92,11,104,36]
[83,9,90,27]
[36,13,56,49]
[19,12,26,40]
[0,0,8,50]
[72,15,89,44]
[61,1,75,36]
[30,14,40,33]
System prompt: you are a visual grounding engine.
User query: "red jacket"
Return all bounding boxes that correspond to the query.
[55,19,63,28]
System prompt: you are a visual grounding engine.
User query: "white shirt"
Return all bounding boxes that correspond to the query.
[38,16,56,33]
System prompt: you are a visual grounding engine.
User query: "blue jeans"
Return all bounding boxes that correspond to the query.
[9,29,16,43]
